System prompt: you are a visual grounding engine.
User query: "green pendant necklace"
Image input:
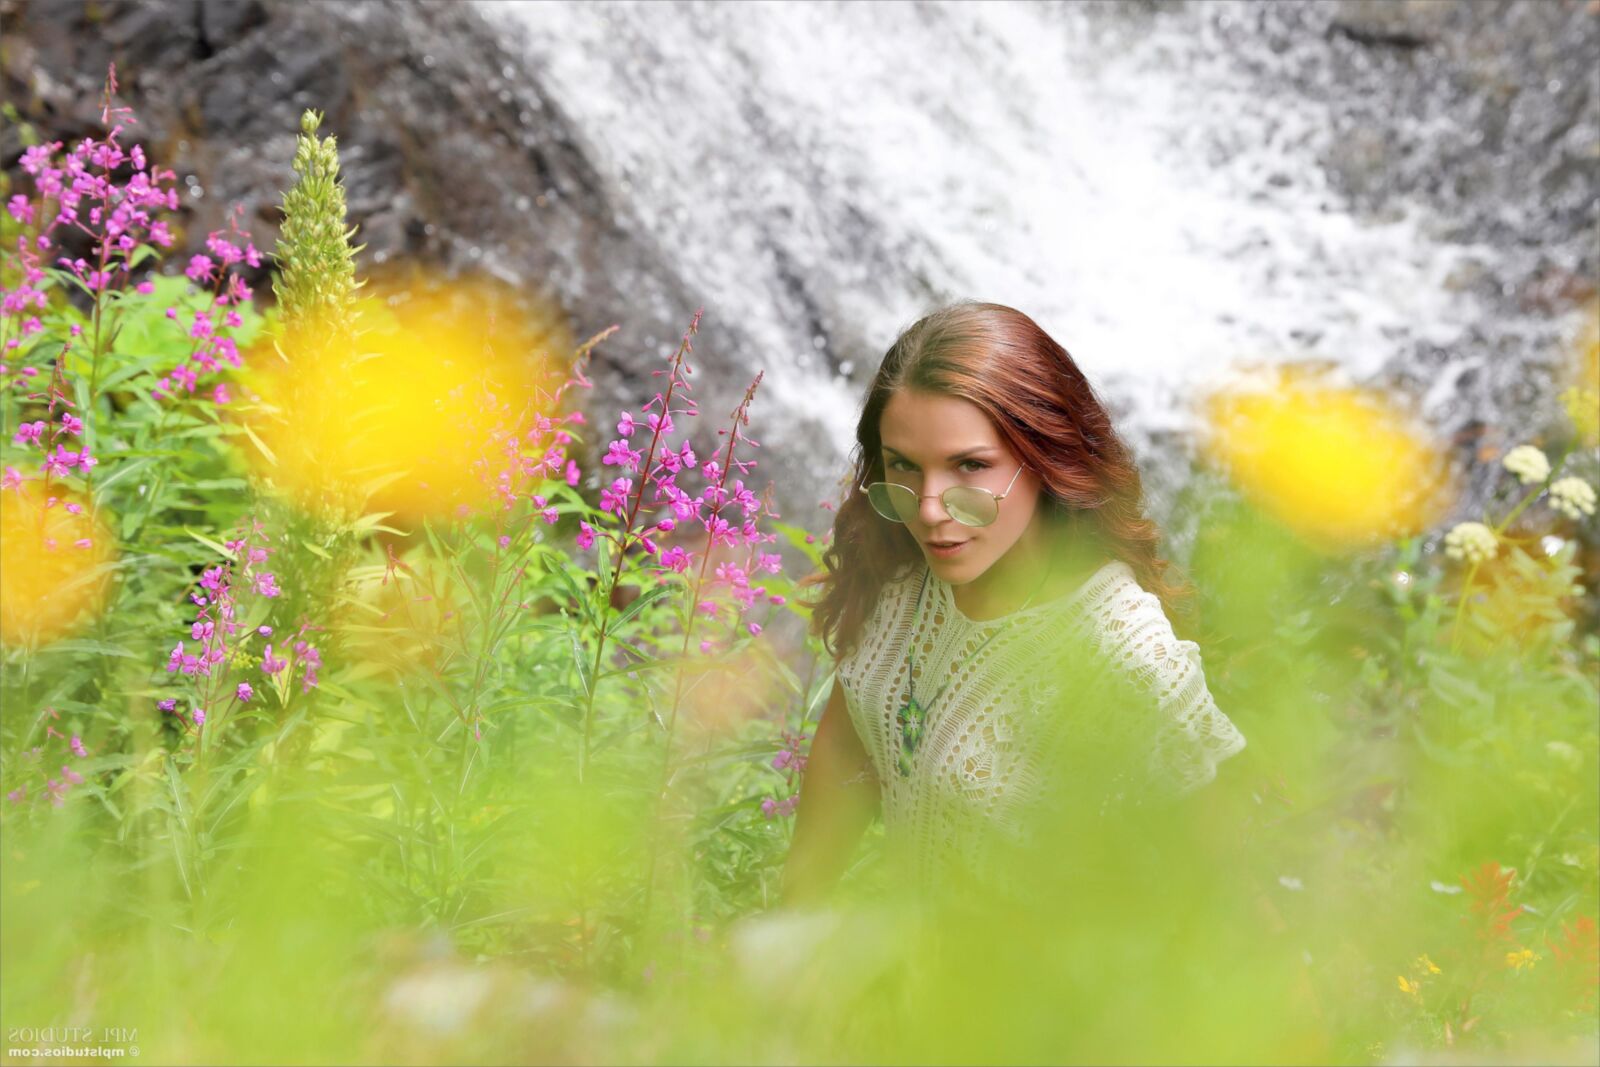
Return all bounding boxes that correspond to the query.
[894,558,1053,779]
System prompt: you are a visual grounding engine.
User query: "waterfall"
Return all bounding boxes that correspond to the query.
[483,0,1592,459]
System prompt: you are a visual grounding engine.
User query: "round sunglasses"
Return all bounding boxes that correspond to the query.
[865,464,1026,527]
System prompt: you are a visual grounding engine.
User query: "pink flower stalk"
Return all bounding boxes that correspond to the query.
[150,210,259,404]
[1,66,184,382]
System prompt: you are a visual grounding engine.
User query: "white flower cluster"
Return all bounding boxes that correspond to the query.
[1444,521,1498,564]
[1549,476,1597,520]
[1502,444,1551,486]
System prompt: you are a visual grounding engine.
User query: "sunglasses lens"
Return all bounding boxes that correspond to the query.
[945,487,998,526]
[867,482,919,523]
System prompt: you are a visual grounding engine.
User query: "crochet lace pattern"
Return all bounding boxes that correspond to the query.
[835,558,1246,890]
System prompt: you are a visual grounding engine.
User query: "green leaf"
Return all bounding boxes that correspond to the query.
[185,526,235,559]
[611,582,675,630]
[36,639,141,660]
[234,420,278,466]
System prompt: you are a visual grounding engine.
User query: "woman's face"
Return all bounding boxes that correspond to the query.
[876,388,1050,591]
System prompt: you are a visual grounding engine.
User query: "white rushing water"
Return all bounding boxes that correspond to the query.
[481,0,1498,444]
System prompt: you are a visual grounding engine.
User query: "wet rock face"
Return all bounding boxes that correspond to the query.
[1,0,811,515]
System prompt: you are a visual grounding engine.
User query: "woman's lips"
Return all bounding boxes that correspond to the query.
[926,539,968,558]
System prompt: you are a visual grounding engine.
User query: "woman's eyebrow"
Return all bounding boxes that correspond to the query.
[881,445,998,462]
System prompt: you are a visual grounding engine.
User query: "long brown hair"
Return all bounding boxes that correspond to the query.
[798,300,1195,662]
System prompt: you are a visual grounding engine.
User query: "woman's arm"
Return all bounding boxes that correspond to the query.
[779,679,881,908]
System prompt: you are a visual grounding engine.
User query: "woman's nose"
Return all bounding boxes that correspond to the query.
[917,480,955,525]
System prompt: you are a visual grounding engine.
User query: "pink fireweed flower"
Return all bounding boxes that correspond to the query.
[191,708,206,726]
[2,467,24,491]
[252,572,280,598]
[261,645,288,676]
[167,641,201,676]
[6,786,25,805]
[292,640,323,691]
[603,439,643,471]
[44,778,68,807]
[760,795,798,820]
[61,765,84,786]
[70,735,87,757]
[60,413,83,436]
[577,521,596,550]
[12,420,44,446]
[236,682,253,702]
[157,699,176,713]
[600,478,633,517]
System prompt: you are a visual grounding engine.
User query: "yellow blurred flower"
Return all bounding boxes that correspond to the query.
[1560,318,1599,447]
[0,480,115,647]
[1504,947,1539,971]
[239,272,573,527]
[1414,954,1441,975]
[1396,975,1420,999]
[1203,368,1448,551]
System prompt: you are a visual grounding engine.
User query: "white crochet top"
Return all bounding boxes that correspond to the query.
[835,558,1246,891]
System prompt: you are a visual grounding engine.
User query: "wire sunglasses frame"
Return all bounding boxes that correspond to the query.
[865,463,1027,528]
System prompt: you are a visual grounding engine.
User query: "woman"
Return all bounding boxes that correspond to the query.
[780,301,1247,909]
